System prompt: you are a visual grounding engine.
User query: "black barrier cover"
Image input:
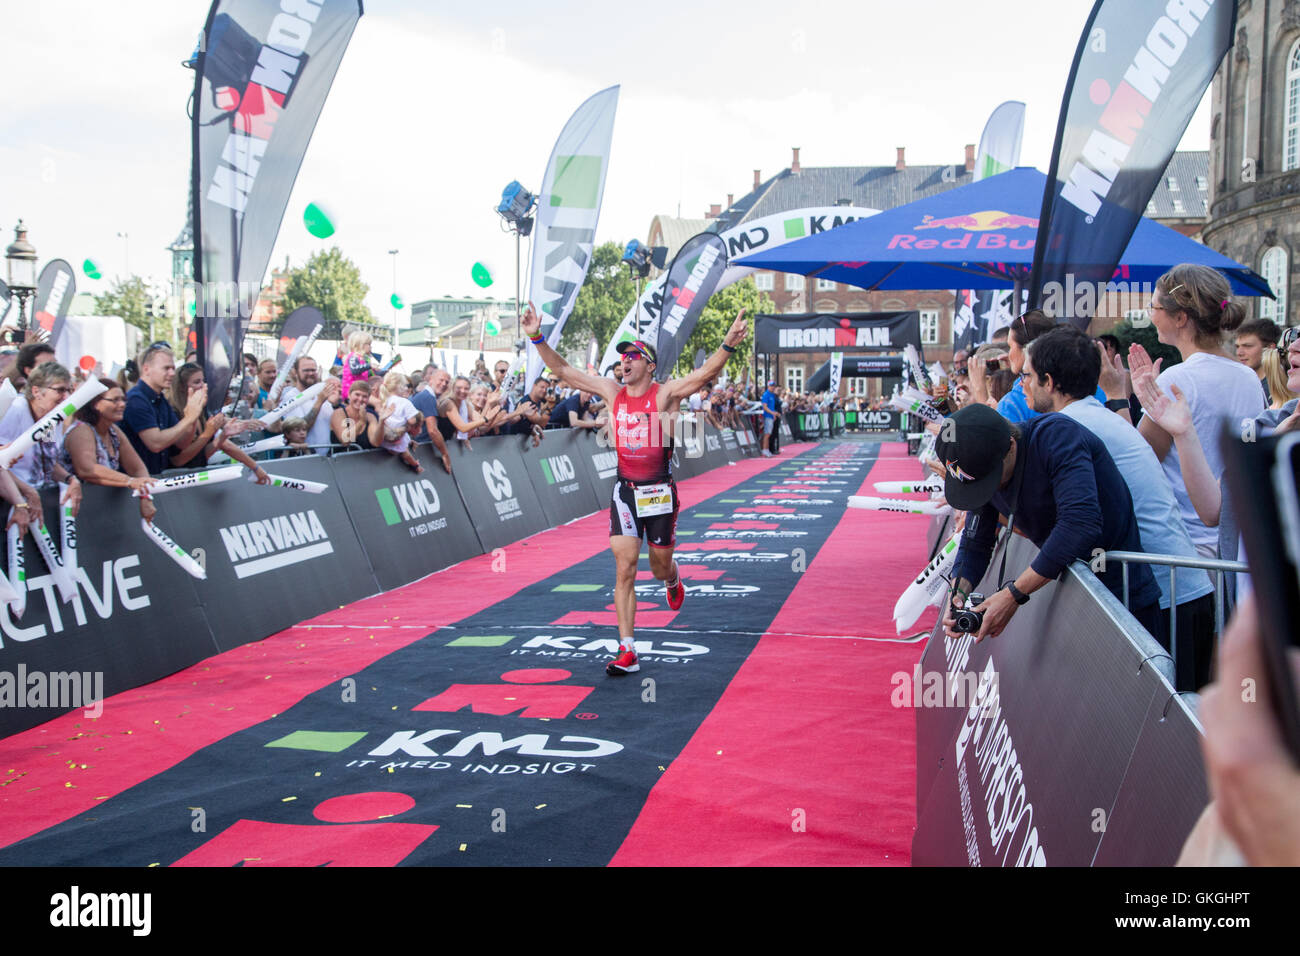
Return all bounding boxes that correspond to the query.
[0,486,215,736]
[329,445,480,592]
[699,423,729,471]
[718,426,742,463]
[1092,692,1209,866]
[581,430,620,510]
[519,429,603,528]
[156,455,376,653]
[912,537,1192,866]
[452,436,551,553]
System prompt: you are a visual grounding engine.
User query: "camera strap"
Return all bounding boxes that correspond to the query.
[995,442,1027,588]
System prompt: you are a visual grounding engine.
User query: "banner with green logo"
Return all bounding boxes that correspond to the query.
[526,85,620,388]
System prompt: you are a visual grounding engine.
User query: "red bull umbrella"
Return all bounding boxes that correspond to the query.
[735,166,1271,297]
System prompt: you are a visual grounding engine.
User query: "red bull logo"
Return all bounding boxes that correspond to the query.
[888,208,1038,252]
[916,210,1038,232]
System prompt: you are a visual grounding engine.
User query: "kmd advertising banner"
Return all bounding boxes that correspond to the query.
[1028,0,1236,322]
[192,0,363,411]
[519,428,605,528]
[329,445,480,592]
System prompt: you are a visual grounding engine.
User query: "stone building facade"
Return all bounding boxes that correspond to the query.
[1203,0,1300,329]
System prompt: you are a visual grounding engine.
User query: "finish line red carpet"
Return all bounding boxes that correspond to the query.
[0,440,932,866]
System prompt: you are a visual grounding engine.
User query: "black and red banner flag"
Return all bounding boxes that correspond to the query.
[1028,0,1236,325]
[32,260,76,347]
[652,232,729,381]
[191,0,363,411]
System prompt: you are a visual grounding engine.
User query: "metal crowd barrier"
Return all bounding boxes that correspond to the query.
[1105,549,1249,677]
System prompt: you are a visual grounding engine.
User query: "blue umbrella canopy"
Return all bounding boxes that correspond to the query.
[736,167,1272,297]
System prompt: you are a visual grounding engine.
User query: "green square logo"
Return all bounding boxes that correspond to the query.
[549,155,603,208]
[266,730,367,753]
[448,634,515,647]
[375,488,401,526]
[541,460,555,484]
[783,218,806,239]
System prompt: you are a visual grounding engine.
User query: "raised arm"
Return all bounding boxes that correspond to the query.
[520,302,620,405]
[658,311,749,409]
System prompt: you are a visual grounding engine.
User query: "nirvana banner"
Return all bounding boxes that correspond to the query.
[653,232,729,381]
[754,311,921,355]
[1027,0,1235,324]
[192,0,363,411]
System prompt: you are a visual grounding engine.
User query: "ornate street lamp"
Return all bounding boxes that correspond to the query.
[5,220,38,335]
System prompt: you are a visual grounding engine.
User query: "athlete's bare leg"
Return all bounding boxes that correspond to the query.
[647,544,676,586]
[610,535,641,639]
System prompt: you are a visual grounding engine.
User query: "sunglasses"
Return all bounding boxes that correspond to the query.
[1282,326,1299,350]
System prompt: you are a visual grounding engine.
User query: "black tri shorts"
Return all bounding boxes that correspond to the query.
[608,477,680,549]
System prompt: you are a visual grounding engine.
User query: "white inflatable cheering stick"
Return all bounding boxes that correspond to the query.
[251,472,328,494]
[265,323,324,407]
[847,495,953,517]
[892,532,961,634]
[133,465,245,497]
[139,519,207,580]
[6,523,26,617]
[257,382,326,428]
[0,379,108,470]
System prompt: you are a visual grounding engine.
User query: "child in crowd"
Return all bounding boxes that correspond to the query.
[340,331,381,401]
[378,369,422,472]
[279,417,311,457]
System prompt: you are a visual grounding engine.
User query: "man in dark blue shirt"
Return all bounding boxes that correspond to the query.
[937,403,1159,642]
[547,388,603,430]
[121,344,204,474]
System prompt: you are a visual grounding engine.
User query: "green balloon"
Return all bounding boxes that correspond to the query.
[303,202,336,238]
[471,262,494,288]
[485,318,501,337]
[188,300,197,318]
[390,293,404,309]
[82,258,101,279]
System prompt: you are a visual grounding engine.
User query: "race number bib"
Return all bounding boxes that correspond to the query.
[633,482,673,518]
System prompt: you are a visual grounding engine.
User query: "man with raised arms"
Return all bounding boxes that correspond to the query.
[521,302,749,675]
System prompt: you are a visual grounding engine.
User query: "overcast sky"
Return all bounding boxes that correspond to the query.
[0,0,1214,324]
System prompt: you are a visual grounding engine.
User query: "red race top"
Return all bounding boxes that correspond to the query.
[611,383,673,483]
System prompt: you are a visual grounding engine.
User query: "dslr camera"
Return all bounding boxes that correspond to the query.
[950,592,985,634]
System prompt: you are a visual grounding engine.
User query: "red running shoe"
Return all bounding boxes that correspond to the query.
[666,576,685,611]
[606,648,640,675]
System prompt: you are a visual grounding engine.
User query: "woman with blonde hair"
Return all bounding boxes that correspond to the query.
[1261,345,1297,409]
[378,368,422,472]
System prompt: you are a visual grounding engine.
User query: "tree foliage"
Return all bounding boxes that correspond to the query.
[1105,315,1181,371]
[559,241,637,361]
[280,246,375,331]
[94,276,154,338]
[669,276,773,382]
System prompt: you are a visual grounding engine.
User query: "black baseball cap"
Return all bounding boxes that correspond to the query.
[616,339,657,365]
[932,404,1013,511]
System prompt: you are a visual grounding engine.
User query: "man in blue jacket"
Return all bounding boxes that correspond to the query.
[937,403,1160,643]
[759,380,778,456]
